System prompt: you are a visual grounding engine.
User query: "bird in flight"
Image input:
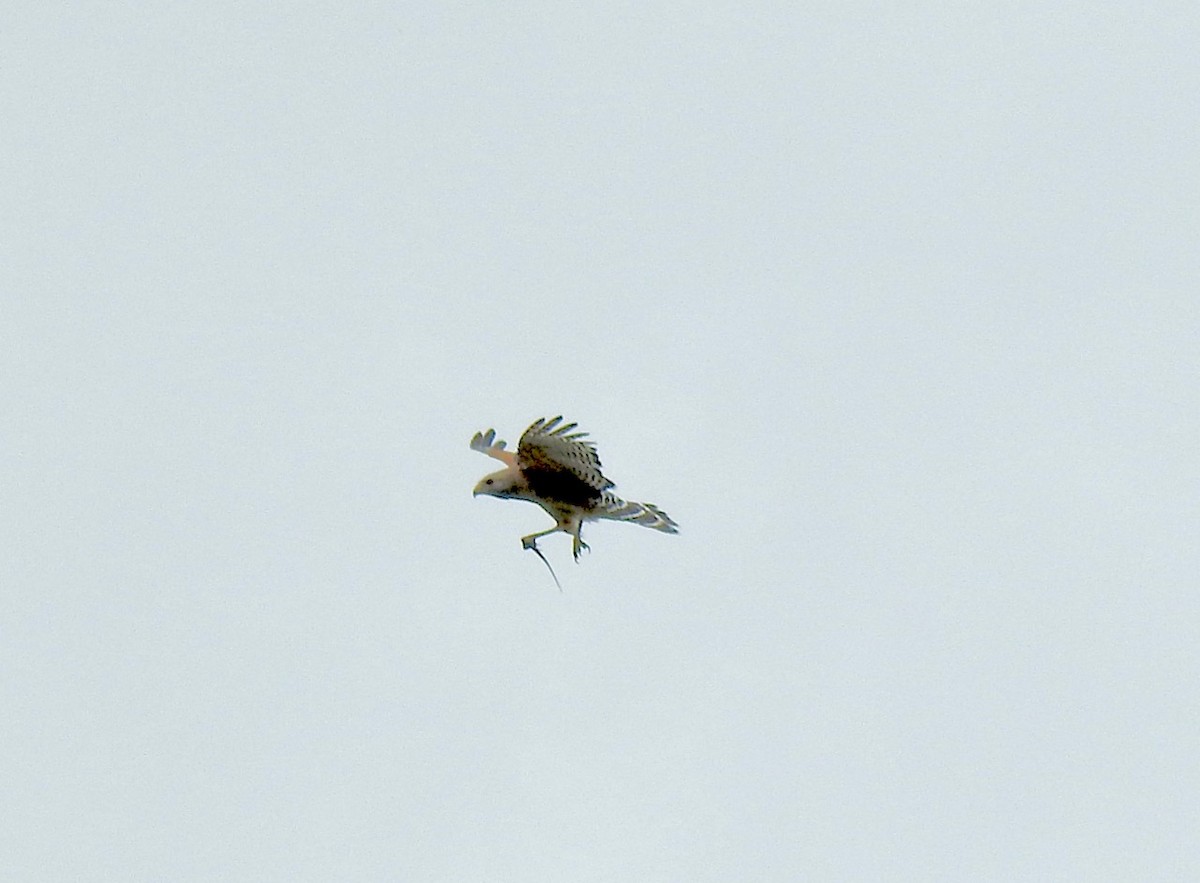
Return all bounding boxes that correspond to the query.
[471,416,678,587]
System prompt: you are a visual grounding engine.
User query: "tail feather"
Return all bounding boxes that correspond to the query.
[600,495,679,534]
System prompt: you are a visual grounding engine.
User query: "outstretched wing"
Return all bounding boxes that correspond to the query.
[470,428,517,466]
[518,416,615,497]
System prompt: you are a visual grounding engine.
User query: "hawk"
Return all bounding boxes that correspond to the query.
[471,416,678,584]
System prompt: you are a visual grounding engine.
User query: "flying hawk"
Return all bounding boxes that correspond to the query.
[471,417,678,583]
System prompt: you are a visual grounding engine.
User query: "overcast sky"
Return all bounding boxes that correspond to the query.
[3,3,1198,880]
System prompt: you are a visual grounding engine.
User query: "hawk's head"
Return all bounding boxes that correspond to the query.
[473,469,523,499]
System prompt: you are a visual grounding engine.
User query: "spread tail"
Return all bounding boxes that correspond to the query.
[600,494,679,534]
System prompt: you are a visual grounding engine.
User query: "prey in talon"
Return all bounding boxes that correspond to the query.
[470,416,678,588]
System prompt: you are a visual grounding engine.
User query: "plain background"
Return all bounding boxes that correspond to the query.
[3,3,1197,880]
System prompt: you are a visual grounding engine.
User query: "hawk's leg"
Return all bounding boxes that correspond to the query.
[570,524,590,562]
[520,526,560,551]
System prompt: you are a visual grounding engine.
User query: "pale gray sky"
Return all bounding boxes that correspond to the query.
[3,3,1198,881]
